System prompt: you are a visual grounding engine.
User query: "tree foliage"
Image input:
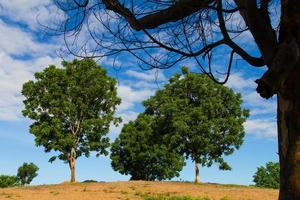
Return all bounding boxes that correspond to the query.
[17,162,39,185]
[0,175,19,188]
[253,162,280,189]
[110,114,185,181]
[22,59,121,182]
[143,67,249,180]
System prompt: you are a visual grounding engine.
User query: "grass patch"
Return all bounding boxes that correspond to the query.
[220,197,233,200]
[129,186,136,191]
[138,193,209,200]
[3,194,15,199]
[120,190,129,195]
[216,184,251,188]
[82,186,90,192]
[49,191,60,196]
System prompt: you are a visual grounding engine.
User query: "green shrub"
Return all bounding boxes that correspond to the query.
[82,180,98,183]
[0,175,19,188]
[253,162,279,189]
[17,162,39,185]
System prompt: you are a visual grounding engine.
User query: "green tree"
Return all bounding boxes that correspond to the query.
[110,114,185,181]
[144,67,249,183]
[0,175,19,188]
[17,162,39,185]
[22,59,121,182]
[253,162,280,189]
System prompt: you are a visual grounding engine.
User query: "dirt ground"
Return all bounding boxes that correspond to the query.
[0,181,278,200]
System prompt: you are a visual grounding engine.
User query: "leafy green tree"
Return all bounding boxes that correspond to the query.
[0,175,19,188]
[110,114,185,181]
[22,59,121,182]
[17,162,39,185]
[144,67,249,183]
[253,162,280,189]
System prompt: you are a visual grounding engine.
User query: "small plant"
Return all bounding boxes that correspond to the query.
[17,162,39,185]
[0,175,19,188]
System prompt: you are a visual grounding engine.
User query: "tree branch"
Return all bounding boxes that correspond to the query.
[216,0,265,67]
[102,0,214,30]
[234,0,277,66]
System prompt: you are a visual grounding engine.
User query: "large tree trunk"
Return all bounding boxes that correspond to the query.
[68,148,76,183]
[195,161,200,184]
[277,68,300,199]
[276,1,300,199]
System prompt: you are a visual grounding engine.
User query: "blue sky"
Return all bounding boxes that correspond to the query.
[0,1,278,185]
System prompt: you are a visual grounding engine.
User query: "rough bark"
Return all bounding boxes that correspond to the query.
[195,161,200,184]
[269,2,300,198]
[277,62,300,200]
[231,2,300,199]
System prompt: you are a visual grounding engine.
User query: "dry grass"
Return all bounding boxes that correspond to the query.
[0,181,278,200]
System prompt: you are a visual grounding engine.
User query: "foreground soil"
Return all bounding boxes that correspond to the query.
[0,181,278,200]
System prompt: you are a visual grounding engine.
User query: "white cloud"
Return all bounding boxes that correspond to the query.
[0,19,58,57]
[125,69,166,82]
[226,73,277,139]
[116,85,154,112]
[244,119,277,138]
[226,73,256,90]
[226,73,276,117]
[0,0,61,30]
[243,91,277,116]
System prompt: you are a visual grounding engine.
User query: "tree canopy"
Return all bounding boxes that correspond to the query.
[0,175,19,188]
[110,114,185,181]
[22,59,121,182]
[143,67,249,183]
[253,162,280,189]
[17,162,39,185]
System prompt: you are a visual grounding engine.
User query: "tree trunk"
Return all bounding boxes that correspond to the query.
[195,161,200,184]
[276,1,300,199]
[277,79,300,199]
[251,1,300,198]
[68,148,76,183]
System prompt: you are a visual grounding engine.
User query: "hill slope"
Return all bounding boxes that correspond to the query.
[0,181,278,200]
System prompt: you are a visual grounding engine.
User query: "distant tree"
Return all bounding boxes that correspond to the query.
[253,162,280,189]
[0,175,19,188]
[110,114,185,181]
[17,162,39,185]
[144,67,249,183]
[22,59,121,182]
